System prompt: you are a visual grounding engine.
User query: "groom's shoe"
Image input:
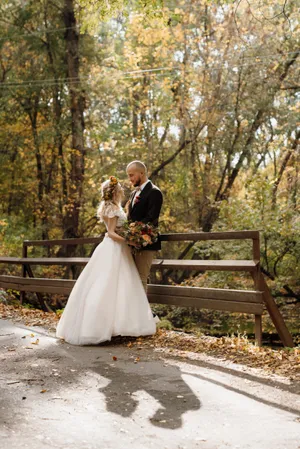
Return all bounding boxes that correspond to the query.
[153,313,160,324]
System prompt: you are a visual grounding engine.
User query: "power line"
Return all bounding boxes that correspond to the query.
[0,55,298,90]
[0,66,178,88]
[1,66,177,84]
[0,72,173,90]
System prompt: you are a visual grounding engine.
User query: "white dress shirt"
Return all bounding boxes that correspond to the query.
[132,180,149,205]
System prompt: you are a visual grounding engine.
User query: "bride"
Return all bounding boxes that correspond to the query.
[56,176,156,345]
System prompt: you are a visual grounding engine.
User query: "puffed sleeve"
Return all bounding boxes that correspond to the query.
[97,201,122,222]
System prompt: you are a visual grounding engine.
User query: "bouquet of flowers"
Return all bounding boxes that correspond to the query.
[121,221,159,252]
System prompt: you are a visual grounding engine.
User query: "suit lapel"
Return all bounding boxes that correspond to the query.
[131,181,152,211]
[128,191,135,216]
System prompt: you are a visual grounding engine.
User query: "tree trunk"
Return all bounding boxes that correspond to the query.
[272,129,300,208]
[190,141,202,227]
[43,7,68,215]
[27,94,48,240]
[7,149,18,215]
[62,0,85,239]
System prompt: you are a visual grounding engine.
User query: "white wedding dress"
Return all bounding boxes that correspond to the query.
[56,206,156,345]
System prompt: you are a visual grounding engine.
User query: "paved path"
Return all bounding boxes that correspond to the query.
[0,319,299,449]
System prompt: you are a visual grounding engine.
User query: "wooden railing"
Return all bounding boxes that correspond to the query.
[0,231,294,347]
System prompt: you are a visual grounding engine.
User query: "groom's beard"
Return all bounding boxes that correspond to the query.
[133,177,142,187]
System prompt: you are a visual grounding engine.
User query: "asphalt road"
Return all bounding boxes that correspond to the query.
[0,319,299,449]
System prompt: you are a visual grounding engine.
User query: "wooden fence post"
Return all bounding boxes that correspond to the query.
[20,241,27,305]
[252,234,262,346]
[259,273,294,348]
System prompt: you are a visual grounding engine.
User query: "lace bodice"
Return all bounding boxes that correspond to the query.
[111,208,127,228]
[97,201,127,228]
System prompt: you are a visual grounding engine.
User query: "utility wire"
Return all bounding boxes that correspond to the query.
[0,55,298,90]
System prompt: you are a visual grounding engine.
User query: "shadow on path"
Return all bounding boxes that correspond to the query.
[92,359,201,429]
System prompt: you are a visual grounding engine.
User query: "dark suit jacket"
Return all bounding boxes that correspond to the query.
[127,180,163,251]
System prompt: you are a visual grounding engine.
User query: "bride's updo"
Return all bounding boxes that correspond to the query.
[97,176,124,222]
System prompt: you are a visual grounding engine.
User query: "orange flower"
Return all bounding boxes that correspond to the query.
[142,234,152,243]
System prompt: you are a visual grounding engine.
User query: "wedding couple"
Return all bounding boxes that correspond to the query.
[56,161,163,345]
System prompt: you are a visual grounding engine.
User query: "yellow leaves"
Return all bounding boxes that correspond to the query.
[87,179,96,188]
[0,303,59,329]
[174,8,183,15]
[141,28,171,46]
[125,51,142,69]
[100,141,112,151]
[162,77,172,90]
[172,25,185,43]
[240,119,249,129]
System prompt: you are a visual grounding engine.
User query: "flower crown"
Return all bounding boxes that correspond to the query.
[102,176,119,201]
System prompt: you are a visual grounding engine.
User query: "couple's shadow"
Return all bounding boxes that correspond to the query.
[92,351,201,429]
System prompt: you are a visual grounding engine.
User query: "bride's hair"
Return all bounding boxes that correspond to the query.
[96,176,124,222]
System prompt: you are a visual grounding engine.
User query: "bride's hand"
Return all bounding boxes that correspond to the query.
[128,241,139,248]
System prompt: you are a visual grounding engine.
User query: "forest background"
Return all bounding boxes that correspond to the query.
[0,0,299,339]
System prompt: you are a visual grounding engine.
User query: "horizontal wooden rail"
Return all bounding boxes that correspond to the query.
[148,285,263,314]
[148,294,263,314]
[0,257,90,265]
[21,230,260,247]
[0,276,263,315]
[0,257,258,272]
[151,259,258,272]
[160,231,260,241]
[0,275,75,295]
[147,285,263,303]
[23,237,104,247]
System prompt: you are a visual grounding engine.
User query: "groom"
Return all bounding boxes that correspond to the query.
[126,160,163,293]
